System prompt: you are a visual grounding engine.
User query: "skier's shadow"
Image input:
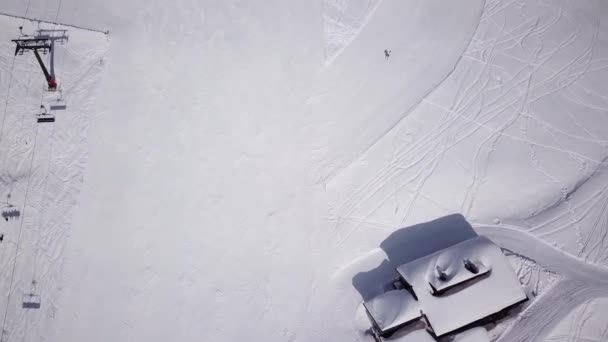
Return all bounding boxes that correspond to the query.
[352,213,478,301]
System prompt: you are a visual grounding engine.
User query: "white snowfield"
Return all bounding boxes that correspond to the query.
[0,0,607,342]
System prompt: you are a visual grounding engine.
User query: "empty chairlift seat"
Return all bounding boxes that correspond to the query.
[22,293,41,309]
[36,105,55,123]
[36,113,55,123]
[49,99,67,111]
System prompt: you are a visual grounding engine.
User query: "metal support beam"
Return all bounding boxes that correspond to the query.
[12,38,57,90]
[32,48,52,83]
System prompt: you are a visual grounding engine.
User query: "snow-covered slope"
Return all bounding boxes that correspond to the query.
[0,16,107,342]
[544,298,608,342]
[0,0,608,341]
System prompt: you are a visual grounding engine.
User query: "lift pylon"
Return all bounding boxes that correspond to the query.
[11,27,68,91]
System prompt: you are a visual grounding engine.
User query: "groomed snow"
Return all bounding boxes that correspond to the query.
[0,0,608,341]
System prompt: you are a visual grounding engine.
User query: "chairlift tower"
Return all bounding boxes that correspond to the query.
[11,28,68,91]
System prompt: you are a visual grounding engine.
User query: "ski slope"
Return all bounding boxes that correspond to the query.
[0,15,108,342]
[0,0,608,341]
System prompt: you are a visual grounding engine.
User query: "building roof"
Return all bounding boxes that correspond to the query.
[395,236,527,336]
[363,289,422,334]
[426,258,491,295]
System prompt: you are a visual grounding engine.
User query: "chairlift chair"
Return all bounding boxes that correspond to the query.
[49,97,67,111]
[1,204,20,221]
[36,105,55,123]
[49,102,66,111]
[22,293,41,309]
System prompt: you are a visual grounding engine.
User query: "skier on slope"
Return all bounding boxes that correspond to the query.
[384,49,391,60]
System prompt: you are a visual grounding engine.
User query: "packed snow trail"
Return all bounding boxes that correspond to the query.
[475,225,608,279]
[476,224,608,342]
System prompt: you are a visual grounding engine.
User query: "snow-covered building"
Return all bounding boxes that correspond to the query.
[364,236,527,339]
[363,290,422,336]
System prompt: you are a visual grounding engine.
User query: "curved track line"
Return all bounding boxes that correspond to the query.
[474,224,608,342]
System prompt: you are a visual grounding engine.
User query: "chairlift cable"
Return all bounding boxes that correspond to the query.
[0,73,44,340]
[18,41,54,342]
[2,3,71,337]
[0,59,17,146]
[23,102,54,342]
[0,126,40,339]
[30,7,68,283]
[29,108,58,292]
[21,0,33,26]
[1,54,38,171]
[54,0,63,23]
[0,2,60,337]
[1,0,46,144]
[23,4,68,337]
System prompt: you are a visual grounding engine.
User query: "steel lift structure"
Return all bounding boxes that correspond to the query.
[11,28,68,91]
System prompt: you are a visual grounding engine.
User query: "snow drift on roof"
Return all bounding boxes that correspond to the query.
[396,236,527,336]
[363,289,421,334]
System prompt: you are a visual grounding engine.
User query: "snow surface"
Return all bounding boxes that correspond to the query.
[0,0,608,341]
[505,253,558,298]
[544,297,608,342]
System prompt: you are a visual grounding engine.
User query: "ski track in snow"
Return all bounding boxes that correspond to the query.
[326,0,608,256]
[323,0,608,341]
[475,224,608,342]
[322,0,383,66]
[543,297,608,342]
[0,16,108,342]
